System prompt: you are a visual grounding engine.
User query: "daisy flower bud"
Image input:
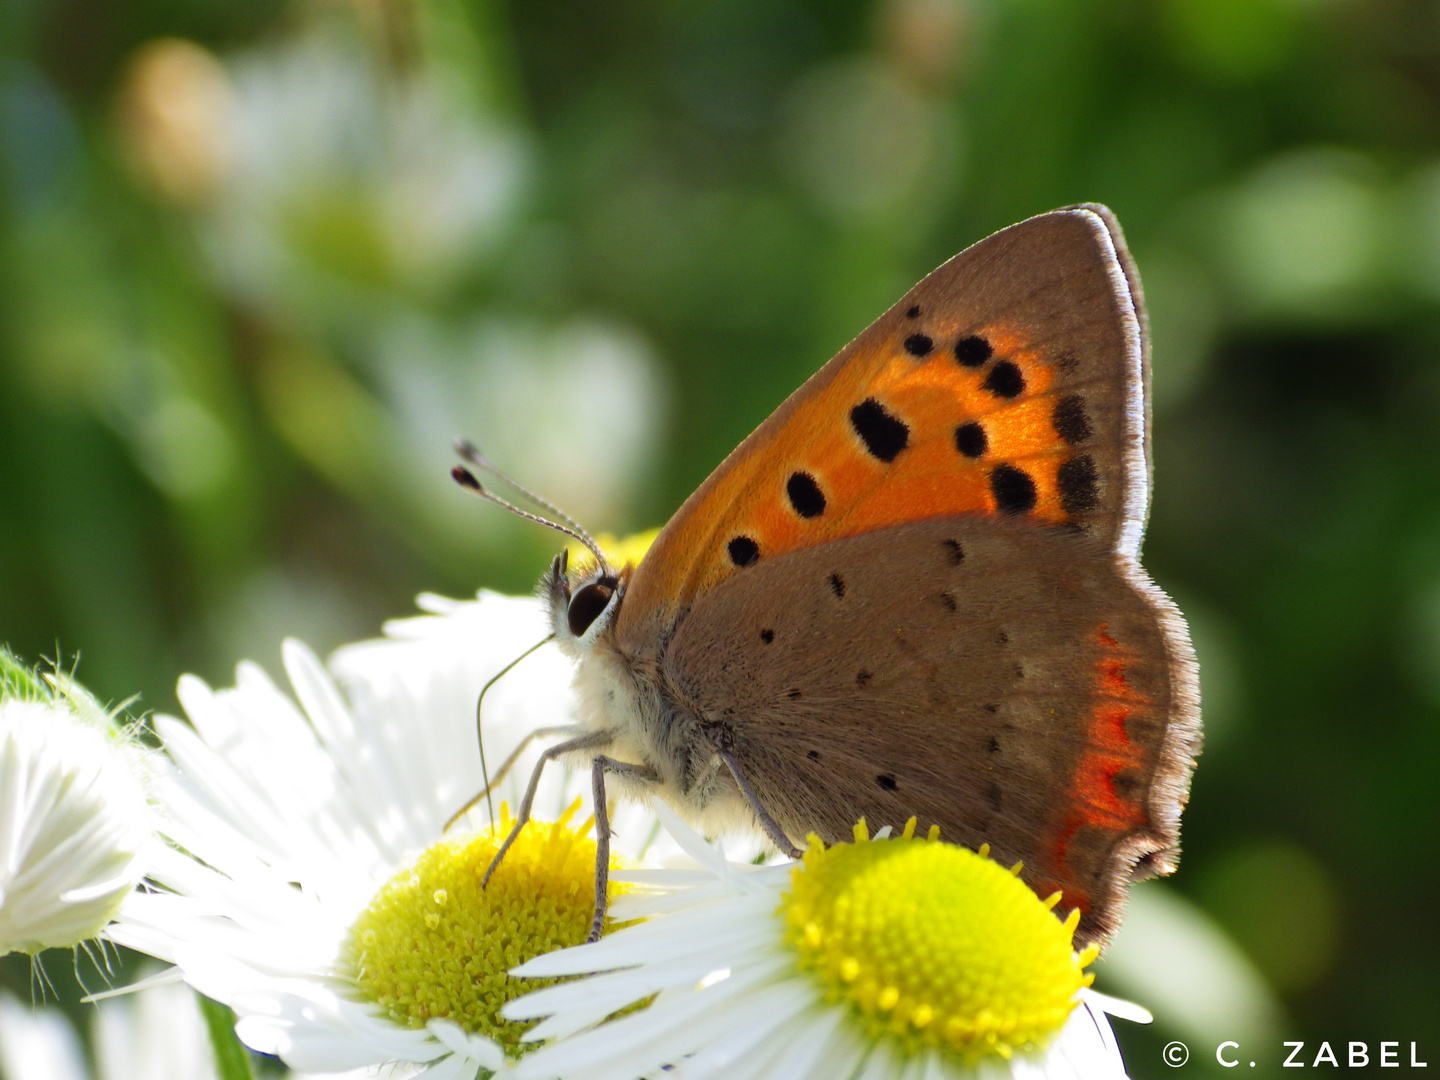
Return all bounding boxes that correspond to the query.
[0,650,151,956]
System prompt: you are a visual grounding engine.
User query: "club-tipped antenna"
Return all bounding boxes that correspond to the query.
[451,466,611,572]
[455,439,597,541]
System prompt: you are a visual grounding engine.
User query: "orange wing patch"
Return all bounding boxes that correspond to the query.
[644,316,1097,614]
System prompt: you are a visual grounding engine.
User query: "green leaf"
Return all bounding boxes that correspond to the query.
[198,995,256,1080]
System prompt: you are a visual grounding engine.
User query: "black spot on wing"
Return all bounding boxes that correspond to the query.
[1057,455,1099,515]
[728,536,760,567]
[786,472,826,518]
[829,572,845,598]
[855,670,872,688]
[760,628,774,644]
[903,333,933,357]
[906,304,921,318]
[850,399,909,463]
[955,335,991,367]
[938,591,957,612]
[807,749,821,761]
[990,464,1037,515]
[954,421,987,458]
[983,360,1025,399]
[942,539,964,565]
[876,774,898,792]
[1052,394,1092,444]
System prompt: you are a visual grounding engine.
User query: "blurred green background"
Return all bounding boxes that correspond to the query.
[3,0,1440,1075]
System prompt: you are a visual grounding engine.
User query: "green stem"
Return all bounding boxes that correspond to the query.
[197,995,256,1080]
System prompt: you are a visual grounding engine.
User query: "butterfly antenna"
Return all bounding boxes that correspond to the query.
[451,466,611,571]
[454,439,600,550]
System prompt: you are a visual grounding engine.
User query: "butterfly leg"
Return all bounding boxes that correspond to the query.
[445,724,588,832]
[719,750,803,859]
[589,754,661,943]
[481,728,613,889]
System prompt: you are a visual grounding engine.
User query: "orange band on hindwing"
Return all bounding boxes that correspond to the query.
[1038,624,1154,914]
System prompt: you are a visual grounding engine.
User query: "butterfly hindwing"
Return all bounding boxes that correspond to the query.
[659,516,1198,945]
[618,205,1149,647]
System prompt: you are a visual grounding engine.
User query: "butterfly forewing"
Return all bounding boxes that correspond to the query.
[619,205,1149,648]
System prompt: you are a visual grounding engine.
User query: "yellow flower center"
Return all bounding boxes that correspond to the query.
[567,528,661,572]
[344,800,620,1057]
[782,820,1099,1062]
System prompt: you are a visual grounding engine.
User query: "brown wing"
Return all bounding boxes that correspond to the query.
[616,205,1150,651]
[659,517,1199,946]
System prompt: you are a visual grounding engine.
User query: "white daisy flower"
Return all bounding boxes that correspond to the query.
[105,590,674,1079]
[505,801,1151,1080]
[0,651,151,957]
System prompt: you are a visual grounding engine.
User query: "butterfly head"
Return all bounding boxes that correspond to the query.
[447,440,629,654]
[543,546,628,657]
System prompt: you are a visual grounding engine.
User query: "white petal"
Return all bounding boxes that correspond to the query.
[1084,988,1152,1026]
[426,1019,506,1071]
[652,979,816,1079]
[514,957,802,1080]
[412,1054,474,1080]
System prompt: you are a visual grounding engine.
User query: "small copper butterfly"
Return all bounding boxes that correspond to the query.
[456,204,1201,946]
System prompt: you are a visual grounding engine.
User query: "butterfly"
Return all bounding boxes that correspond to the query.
[455,204,1201,947]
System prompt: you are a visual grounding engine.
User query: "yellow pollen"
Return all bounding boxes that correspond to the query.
[782,825,1094,1063]
[344,799,623,1058]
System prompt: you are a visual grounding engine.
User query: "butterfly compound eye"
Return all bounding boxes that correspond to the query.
[567,579,616,638]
